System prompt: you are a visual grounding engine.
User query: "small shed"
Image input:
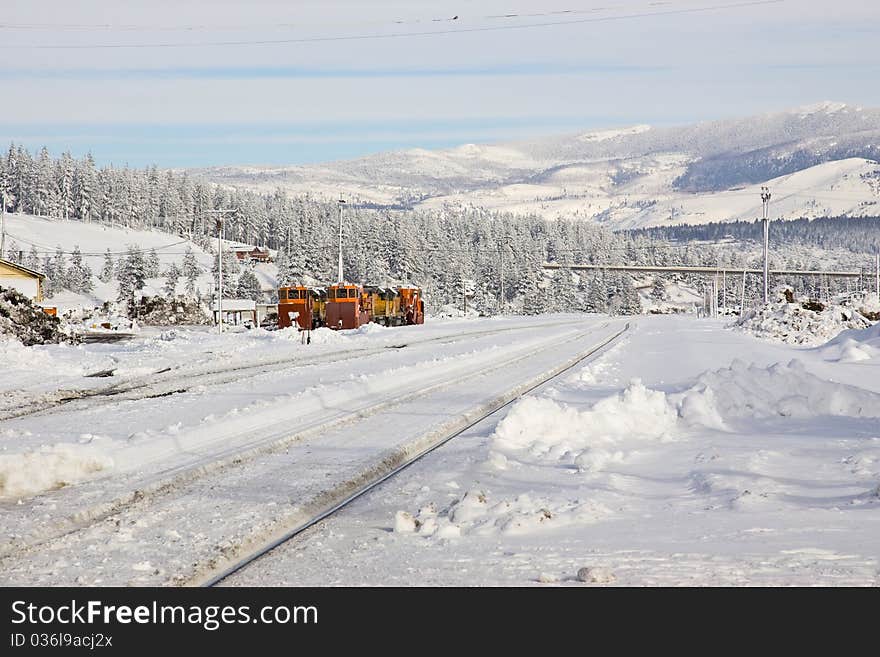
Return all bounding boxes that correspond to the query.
[0,258,45,302]
[212,298,257,327]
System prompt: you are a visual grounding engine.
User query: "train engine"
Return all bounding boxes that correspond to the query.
[277,285,326,330]
[398,285,425,325]
[366,285,425,326]
[326,283,371,330]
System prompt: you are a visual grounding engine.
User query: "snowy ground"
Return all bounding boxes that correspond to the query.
[220,316,880,587]
[1,314,878,586]
[0,314,620,584]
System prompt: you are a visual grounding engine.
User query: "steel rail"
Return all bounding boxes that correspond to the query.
[201,322,629,587]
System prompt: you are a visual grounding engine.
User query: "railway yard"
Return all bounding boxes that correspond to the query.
[1,314,879,586]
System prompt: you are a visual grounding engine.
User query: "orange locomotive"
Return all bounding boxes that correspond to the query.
[325,283,371,330]
[277,285,326,330]
[278,283,425,331]
[397,285,425,326]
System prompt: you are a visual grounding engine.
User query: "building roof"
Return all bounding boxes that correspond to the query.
[0,258,45,279]
[212,299,256,312]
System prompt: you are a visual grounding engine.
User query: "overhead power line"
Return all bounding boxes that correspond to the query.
[0,0,783,50]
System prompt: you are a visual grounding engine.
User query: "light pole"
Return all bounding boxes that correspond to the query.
[205,208,236,334]
[0,191,6,257]
[337,198,346,283]
[216,216,224,333]
[761,186,771,304]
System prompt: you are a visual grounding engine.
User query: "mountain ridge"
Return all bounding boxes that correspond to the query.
[191,102,880,228]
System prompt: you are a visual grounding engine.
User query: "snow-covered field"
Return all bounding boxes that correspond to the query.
[1,313,878,586]
[220,316,880,587]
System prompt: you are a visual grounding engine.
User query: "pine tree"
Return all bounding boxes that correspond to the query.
[651,277,666,302]
[25,246,40,272]
[181,248,201,297]
[585,274,608,313]
[67,246,93,293]
[75,153,97,222]
[163,262,180,297]
[116,245,147,307]
[5,239,22,264]
[146,248,160,278]
[50,247,68,291]
[42,255,56,297]
[274,249,294,287]
[236,267,262,301]
[212,247,240,291]
[99,249,114,283]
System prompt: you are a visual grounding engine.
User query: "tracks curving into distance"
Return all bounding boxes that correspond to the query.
[200,321,629,587]
[0,319,618,565]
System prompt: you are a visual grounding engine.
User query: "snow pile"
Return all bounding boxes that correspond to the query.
[820,321,880,362]
[0,286,69,346]
[734,294,873,346]
[135,296,211,326]
[677,359,880,424]
[0,442,114,499]
[490,382,678,472]
[393,490,609,539]
[489,359,880,473]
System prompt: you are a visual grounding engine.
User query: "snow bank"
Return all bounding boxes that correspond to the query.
[734,295,872,346]
[389,358,880,543]
[0,336,109,378]
[0,442,114,499]
[677,359,880,423]
[490,359,880,473]
[820,322,880,362]
[492,383,677,471]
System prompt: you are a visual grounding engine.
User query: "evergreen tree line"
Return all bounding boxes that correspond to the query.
[628,216,880,255]
[2,144,873,316]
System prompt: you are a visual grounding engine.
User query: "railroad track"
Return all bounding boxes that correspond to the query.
[200,321,630,587]
[0,317,590,422]
[0,320,618,566]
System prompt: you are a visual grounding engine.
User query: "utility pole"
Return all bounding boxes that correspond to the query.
[761,186,771,304]
[205,208,236,334]
[0,191,6,257]
[216,216,224,334]
[337,198,346,283]
[740,269,747,316]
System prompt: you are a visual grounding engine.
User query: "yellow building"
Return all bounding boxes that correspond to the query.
[0,259,45,302]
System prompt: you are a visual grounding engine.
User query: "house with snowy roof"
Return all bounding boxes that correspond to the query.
[230,246,271,263]
[0,258,45,302]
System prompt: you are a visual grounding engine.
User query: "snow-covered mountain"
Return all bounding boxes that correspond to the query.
[193,102,880,228]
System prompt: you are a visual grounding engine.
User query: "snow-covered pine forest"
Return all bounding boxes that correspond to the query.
[1,144,875,316]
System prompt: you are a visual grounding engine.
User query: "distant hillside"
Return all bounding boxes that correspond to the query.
[193,102,880,228]
[1,213,278,311]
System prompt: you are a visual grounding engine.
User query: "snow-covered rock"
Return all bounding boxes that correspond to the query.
[734,293,873,346]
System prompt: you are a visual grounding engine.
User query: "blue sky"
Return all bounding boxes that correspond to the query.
[1,0,879,168]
